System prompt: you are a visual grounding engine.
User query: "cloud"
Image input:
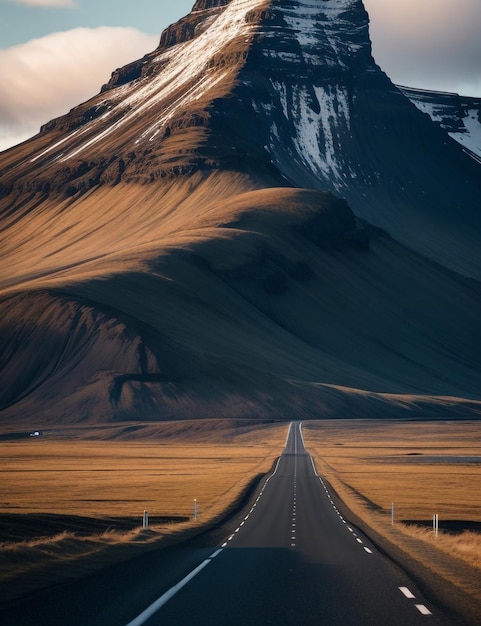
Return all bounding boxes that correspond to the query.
[0,27,159,151]
[4,0,76,7]
[364,0,481,96]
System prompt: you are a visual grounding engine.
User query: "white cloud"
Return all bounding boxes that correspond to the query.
[0,27,159,151]
[4,0,76,7]
[364,0,481,96]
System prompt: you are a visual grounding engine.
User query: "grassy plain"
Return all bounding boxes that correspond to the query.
[0,419,287,601]
[302,420,481,605]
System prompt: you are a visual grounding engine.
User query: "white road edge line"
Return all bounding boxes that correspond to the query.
[125,559,211,626]
[209,549,223,559]
[285,422,294,448]
[299,421,306,448]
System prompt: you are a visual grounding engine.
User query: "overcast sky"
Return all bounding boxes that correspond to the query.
[0,0,480,151]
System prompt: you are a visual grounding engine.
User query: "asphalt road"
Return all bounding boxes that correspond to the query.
[1,422,456,625]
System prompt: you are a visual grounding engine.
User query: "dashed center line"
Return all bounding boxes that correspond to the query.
[416,605,432,616]
[398,587,432,616]
[126,423,439,626]
[399,587,416,599]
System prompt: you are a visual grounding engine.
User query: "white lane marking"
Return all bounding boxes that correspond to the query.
[209,549,223,559]
[416,605,432,616]
[299,422,306,448]
[399,587,416,599]
[224,423,288,549]
[221,542,228,548]
[309,455,319,477]
[125,559,211,626]
[301,426,379,563]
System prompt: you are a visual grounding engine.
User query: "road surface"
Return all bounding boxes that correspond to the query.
[1,422,455,625]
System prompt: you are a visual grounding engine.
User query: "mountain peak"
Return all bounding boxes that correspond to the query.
[1,0,480,274]
[1,0,373,188]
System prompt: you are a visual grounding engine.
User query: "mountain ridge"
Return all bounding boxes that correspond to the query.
[398,85,481,162]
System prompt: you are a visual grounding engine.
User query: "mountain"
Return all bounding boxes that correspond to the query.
[1,0,480,425]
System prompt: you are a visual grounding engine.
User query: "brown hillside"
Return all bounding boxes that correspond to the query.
[1,176,480,423]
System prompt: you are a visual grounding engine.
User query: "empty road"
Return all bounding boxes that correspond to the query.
[1,422,455,625]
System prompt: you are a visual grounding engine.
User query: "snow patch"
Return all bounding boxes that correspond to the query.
[279,0,361,64]
[270,80,351,186]
[402,88,481,160]
[450,109,481,158]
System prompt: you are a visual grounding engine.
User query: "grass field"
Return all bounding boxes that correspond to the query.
[302,420,481,602]
[0,419,288,602]
[302,420,481,524]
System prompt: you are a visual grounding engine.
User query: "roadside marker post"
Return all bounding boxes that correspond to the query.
[143,510,149,530]
[194,499,198,521]
[391,502,394,526]
[433,514,439,537]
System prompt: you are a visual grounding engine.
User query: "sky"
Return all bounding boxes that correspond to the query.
[0,0,480,151]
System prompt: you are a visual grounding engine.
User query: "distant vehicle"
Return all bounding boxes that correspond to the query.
[29,431,42,437]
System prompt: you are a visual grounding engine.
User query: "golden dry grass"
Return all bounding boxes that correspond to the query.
[302,420,481,601]
[0,421,287,521]
[0,421,287,601]
[303,420,481,522]
[0,173,266,296]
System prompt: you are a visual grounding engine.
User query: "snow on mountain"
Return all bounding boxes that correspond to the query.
[56,0,268,163]
[258,0,369,187]
[398,86,481,162]
[219,0,481,279]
